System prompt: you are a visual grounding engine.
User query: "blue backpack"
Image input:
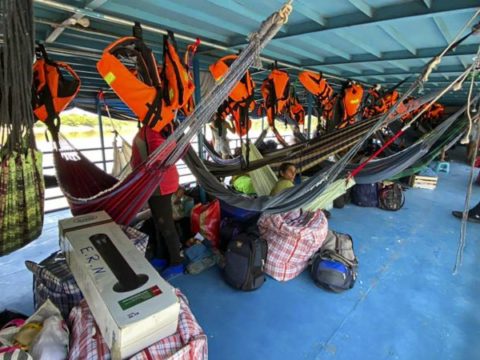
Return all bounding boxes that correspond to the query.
[311,231,358,292]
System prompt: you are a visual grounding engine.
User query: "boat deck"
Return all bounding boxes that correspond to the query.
[1,150,479,359]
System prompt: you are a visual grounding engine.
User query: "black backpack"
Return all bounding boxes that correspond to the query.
[224,232,267,291]
[311,231,358,293]
[378,183,405,211]
[351,183,379,207]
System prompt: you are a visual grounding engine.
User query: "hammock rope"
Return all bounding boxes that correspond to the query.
[453,48,480,275]
[0,0,44,255]
[349,64,476,179]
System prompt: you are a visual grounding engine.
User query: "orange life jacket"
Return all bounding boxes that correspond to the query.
[298,71,336,121]
[209,55,255,104]
[288,88,305,125]
[32,45,81,142]
[298,71,334,103]
[179,38,200,116]
[162,32,195,109]
[97,33,195,133]
[339,82,364,128]
[261,69,290,126]
[97,36,175,133]
[209,55,255,137]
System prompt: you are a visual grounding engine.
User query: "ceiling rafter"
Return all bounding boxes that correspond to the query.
[231,0,478,45]
[304,36,351,60]
[348,0,374,18]
[422,0,432,9]
[380,24,417,55]
[387,61,410,72]
[300,43,478,68]
[335,30,381,58]
[45,0,108,43]
[204,0,286,33]
[283,0,327,26]
[432,16,469,69]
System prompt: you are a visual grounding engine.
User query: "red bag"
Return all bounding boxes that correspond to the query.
[191,200,221,248]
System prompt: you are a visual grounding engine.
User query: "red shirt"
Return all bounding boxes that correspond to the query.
[131,126,179,195]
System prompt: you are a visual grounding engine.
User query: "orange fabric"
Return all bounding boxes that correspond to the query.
[209,55,254,103]
[340,83,364,127]
[163,38,195,108]
[288,94,305,125]
[261,69,290,126]
[210,55,255,137]
[97,37,177,133]
[298,71,335,121]
[32,59,80,123]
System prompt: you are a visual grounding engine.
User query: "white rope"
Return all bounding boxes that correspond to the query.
[453,58,480,275]
[422,9,480,82]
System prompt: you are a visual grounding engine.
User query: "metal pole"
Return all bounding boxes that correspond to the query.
[307,93,313,139]
[96,96,107,171]
[193,57,207,203]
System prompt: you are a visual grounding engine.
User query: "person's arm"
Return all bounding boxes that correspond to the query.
[225,119,235,134]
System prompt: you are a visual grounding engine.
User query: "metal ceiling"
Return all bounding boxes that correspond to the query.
[32,0,480,106]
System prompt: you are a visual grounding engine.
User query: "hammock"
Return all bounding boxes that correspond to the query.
[0,0,45,255]
[111,132,132,179]
[182,95,470,212]
[203,90,441,178]
[53,2,293,224]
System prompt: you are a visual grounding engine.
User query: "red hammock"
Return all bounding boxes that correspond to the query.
[54,148,165,225]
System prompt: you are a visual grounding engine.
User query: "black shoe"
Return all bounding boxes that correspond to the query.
[452,211,480,223]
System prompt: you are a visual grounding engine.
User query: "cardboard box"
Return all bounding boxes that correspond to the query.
[59,211,180,359]
[410,175,438,190]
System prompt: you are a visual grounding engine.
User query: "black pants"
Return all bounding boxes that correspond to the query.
[148,194,183,265]
[470,201,480,215]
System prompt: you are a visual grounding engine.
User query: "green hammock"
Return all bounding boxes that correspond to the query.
[0,0,45,255]
[0,146,44,254]
[244,142,355,210]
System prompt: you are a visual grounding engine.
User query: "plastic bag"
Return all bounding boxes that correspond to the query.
[191,199,221,248]
[30,315,69,360]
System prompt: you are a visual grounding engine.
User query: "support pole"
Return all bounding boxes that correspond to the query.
[96,96,107,171]
[193,57,207,203]
[307,93,313,139]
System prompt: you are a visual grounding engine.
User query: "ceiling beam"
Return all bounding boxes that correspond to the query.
[432,16,469,69]
[387,61,410,72]
[304,36,351,60]
[300,43,479,67]
[422,0,433,9]
[380,24,417,55]
[45,0,108,43]
[348,0,374,18]
[346,65,466,79]
[284,0,326,26]
[203,0,286,33]
[335,30,381,58]
[232,0,478,44]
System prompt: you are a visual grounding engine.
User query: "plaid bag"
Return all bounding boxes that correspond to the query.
[258,209,328,281]
[25,227,148,319]
[68,290,208,360]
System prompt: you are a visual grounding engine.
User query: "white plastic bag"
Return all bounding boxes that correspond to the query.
[30,315,69,360]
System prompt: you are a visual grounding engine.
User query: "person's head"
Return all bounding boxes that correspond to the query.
[278,162,296,182]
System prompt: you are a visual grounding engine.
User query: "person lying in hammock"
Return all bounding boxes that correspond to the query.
[131,125,185,280]
[270,162,296,196]
[270,162,332,218]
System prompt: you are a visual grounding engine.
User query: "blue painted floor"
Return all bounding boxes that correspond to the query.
[1,150,479,360]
